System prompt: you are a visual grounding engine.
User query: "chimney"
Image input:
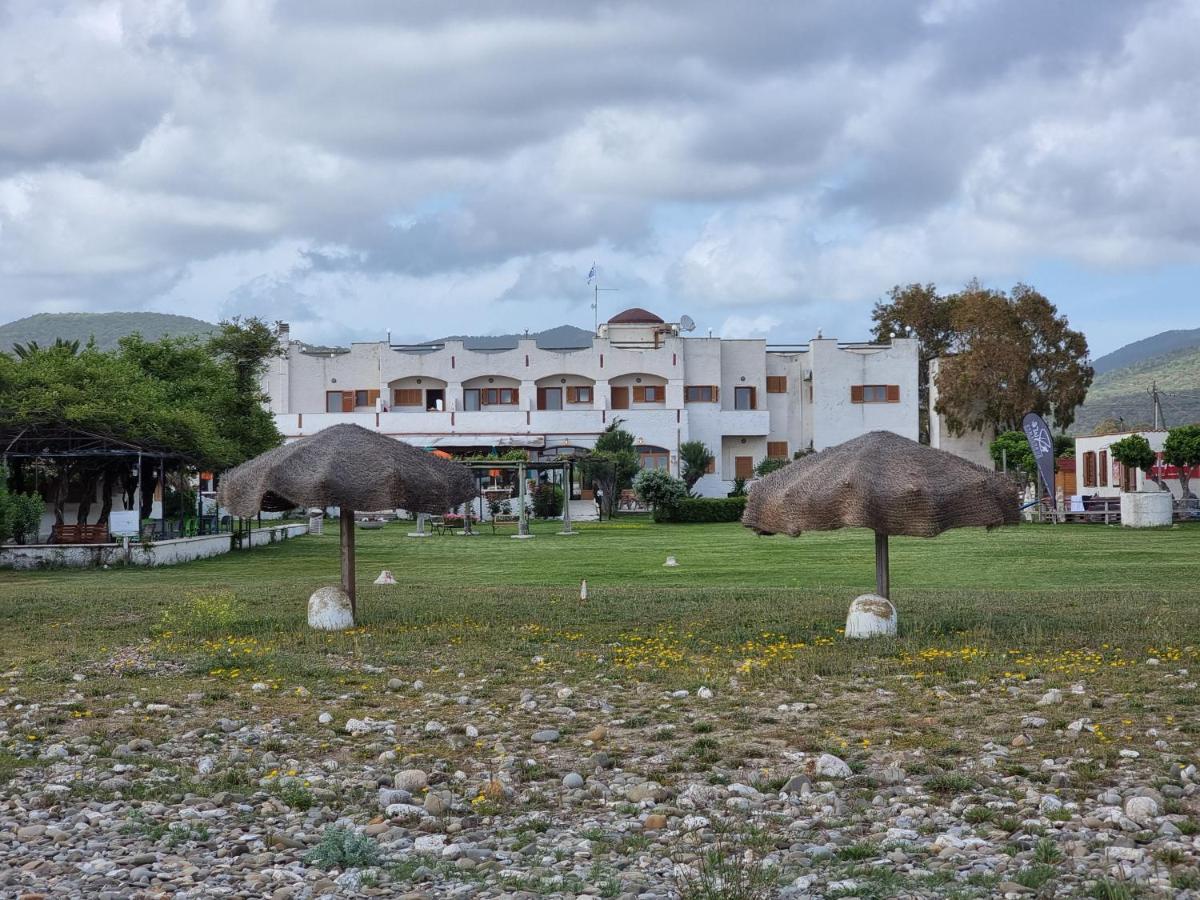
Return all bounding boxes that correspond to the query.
[276,321,290,339]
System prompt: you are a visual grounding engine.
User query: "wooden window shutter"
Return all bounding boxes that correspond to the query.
[632,385,647,403]
[886,384,900,403]
[511,388,519,406]
[766,375,787,393]
[394,389,422,406]
[1098,450,1108,487]
[713,386,719,403]
[611,386,629,409]
[735,456,753,479]
[767,441,788,459]
[850,385,864,403]
[536,387,547,410]
[341,391,355,412]
[566,386,577,403]
[749,387,757,410]
[367,389,380,406]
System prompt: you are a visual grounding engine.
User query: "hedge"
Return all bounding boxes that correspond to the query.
[653,496,747,523]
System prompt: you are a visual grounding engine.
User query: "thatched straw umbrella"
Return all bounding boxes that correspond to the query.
[218,424,475,619]
[743,431,1019,599]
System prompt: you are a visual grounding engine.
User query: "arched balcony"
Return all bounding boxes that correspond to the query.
[606,372,668,410]
[461,375,520,411]
[534,374,596,410]
[387,376,448,413]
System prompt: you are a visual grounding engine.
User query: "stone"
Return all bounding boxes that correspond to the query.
[395,769,428,792]
[562,772,585,789]
[813,753,853,779]
[196,756,216,776]
[781,774,811,794]
[413,834,446,855]
[1124,796,1159,823]
[374,569,397,585]
[628,781,666,802]
[697,686,714,699]
[643,814,668,830]
[307,586,354,631]
[583,725,607,743]
[844,594,897,639]
[387,677,403,691]
[1037,689,1063,705]
[531,728,560,743]
[318,712,333,725]
[663,556,679,567]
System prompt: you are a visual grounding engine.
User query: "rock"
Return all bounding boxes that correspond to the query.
[196,756,216,776]
[1021,716,1048,729]
[374,569,396,585]
[844,593,897,638]
[583,726,607,743]
[386,678,403,691]
[781,774,811,794]
[318,712,333,725]
[251,681,268,692]
[395,769,429,792]
[697,686,714,699]
[413,834,446,855]
[1124,796,1158,823]
[307,586,354,631]
[588,751,613,769]
[813,754,853,779]
[563,773,585,789]
[423,790,451,815]
[643,814,668,830]
[628,781,666,803]
[344,718,372,735]
[1011,733,1031,747]
[40,743,68,760]
[531,728,560,743]
[1037,689,1063,705]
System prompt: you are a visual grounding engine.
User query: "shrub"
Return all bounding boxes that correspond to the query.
[530,483,563,519]
[634,468,688,510]
[754,457,789,477]
[304,826,382,870]
[728,478,747,498]
[1109,434,1155,481]
[8,494,43,544]
[654,497,747,523]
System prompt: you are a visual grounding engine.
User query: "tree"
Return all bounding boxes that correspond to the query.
[1163,424,1200,500]
[989,431,1036,477]
[1109,434,1156,490]
[873,280,1092,437]
[0,466,43,544]
[679,440,714,492]
[581,420,639,519]
[634,468,687,511]
[871,283,958,443]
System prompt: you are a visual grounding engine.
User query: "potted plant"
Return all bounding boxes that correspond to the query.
[1108,434,1172,527]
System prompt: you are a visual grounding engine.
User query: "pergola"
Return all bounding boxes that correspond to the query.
[442,459,578,537]
[0,423,200,542]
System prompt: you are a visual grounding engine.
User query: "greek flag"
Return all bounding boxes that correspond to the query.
[587,263,597,284]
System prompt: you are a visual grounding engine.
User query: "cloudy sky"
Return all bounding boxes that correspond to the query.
[1,1,1197,355]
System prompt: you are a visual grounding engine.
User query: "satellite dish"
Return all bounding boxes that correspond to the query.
[679,314,696,332]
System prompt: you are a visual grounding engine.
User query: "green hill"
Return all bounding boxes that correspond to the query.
[0,312,216,353]
[1073,342,1200,434]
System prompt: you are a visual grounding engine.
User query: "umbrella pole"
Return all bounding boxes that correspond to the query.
[874,531,890,599]
[341,508,357,622]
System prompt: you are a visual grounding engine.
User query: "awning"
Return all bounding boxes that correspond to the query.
[422,435,546,449]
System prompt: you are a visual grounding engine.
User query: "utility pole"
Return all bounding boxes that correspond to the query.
[587,263,619,332]
[1151,381,1165,430]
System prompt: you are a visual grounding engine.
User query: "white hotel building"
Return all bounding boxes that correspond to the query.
[261,308,919,496]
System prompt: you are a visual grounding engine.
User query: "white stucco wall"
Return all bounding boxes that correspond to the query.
[927,357,996,467]
[1074,431,1173,498]
[808,338,920,449]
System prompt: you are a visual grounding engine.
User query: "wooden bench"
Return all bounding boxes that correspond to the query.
[52,523,110,544]
[425,515,448,535]
[489,514,520,534]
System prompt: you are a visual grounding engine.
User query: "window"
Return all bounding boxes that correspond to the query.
[482,387,518,405]
[638,446,670,470]
[326,391,342,413]
[632,384,664,403]
[767,441,788,459]
[685,385,718,403]
[735,456,754,479]
[1098,450,1108,487]
[734,386,756,410]
[393,389,423,406]
[766,376,788,394]
[463,389,481,411]
[851,384,900,403]
[566,385,592,404]
[537,387,563,410]
[611,387,630,409]
[705,457,716,474]
[1082,451,1097,487]
[355,389,370,407]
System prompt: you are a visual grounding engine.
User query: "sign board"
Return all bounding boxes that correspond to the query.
[1021,412,1057,510]
[109,510,139,536]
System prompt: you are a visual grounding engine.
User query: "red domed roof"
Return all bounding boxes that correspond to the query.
[608,307,664,325]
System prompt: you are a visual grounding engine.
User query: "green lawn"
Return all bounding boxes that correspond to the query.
[1,519,1196,681]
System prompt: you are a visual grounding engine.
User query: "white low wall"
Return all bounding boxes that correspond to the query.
[0,524,308,570]
[1120,491,1173,528]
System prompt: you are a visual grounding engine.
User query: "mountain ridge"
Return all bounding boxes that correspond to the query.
[0,312,216,352]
